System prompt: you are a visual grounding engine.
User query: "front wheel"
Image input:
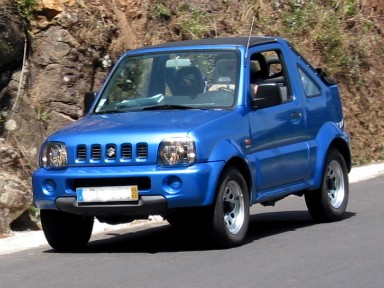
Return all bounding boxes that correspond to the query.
[41,209,94,252]
[210,167,249,248]
[305,148,349,222]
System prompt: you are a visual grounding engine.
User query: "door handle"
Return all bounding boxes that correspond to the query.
[291,112,302,119]
[291,112,302,124]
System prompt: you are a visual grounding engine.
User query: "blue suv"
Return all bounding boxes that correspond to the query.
[33,36,351,251]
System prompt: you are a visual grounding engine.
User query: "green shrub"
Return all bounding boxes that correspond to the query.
[154,3,172,20]
[179,8,211,39]
[15,0,38,23]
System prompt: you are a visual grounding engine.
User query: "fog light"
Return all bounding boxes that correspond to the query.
[43,179,57,194]
[164,176,182,191]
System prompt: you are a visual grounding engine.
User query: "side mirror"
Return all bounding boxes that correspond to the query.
[316,67,336,86]
[83,92,97,115]
[251,83,283,110]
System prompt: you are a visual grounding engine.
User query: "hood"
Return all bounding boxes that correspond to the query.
[49,109,231,143]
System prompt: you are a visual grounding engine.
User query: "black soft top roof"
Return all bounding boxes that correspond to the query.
[142,36,278,50]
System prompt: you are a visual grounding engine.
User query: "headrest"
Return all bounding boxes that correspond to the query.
[174,66,205,95]
[213,59,237,83]
[251,53,269,81]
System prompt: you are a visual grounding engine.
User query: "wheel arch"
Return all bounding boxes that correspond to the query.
[222,157,253,203]
[312,137,351,189]
[329,137,352,172]
[207,139,256,205]
[311,123,352,189]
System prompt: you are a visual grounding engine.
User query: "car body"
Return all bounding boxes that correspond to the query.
[32,36,352,251]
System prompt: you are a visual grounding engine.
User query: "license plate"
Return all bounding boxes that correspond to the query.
[76,185,139,203]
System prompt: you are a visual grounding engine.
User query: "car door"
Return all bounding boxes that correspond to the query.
[247,48,309,192]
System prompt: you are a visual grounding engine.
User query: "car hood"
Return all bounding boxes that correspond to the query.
[48,109,232,141]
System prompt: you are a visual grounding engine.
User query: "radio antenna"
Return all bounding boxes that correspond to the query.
[245,16,255,61]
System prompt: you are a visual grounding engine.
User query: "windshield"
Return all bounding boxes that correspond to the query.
[94,50,239,113]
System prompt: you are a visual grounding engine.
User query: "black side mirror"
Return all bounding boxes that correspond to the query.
[316,67,336,86]
[83,92,97,115]
[251,83,283,110]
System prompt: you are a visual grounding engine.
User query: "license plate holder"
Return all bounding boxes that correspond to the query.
[76,185,139,203]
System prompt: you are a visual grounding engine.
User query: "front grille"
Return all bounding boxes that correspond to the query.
[76,142,148,162]
[137,143,148,158]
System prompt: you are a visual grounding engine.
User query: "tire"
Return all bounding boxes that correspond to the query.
[40,209,94,252]
[210,167,249,248]
[305,148,349,222]
[166,208,208,229]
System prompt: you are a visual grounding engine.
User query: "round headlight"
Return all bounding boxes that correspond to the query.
[158,137,196,166]
[41,142,68,168]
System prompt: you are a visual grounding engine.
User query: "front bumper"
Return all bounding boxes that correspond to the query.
[33,161,225,216]
[55,195,167,217]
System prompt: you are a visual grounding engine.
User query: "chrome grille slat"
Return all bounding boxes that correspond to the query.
[122,143,132,159]
[137,143,148,158]
[77,145,87,161]
[91,145,101,160]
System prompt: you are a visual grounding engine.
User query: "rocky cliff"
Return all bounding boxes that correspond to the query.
[1,0,383,233]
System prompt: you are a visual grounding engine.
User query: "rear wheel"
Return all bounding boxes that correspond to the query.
[41,209,94,252]
[305,148,349,222]
[210,167,249,248]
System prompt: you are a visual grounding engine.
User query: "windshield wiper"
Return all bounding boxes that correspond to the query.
[95,104,198,114]
[143,104,196,110]
[95,107,143,114]
[94,110,124,115]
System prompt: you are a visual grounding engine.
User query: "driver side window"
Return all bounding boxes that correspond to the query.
[249,50,289,102]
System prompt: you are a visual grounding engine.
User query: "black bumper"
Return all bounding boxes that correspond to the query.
[55,196,167,217]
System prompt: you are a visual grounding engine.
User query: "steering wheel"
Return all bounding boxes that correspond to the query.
[218,87,234,94]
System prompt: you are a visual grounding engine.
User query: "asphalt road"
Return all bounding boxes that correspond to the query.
[0,175,383,288]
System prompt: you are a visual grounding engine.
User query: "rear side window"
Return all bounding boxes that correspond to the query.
[298,66,321,98]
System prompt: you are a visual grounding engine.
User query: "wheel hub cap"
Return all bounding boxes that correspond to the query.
[223,180,245,234]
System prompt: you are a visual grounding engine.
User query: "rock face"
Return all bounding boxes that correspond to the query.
[0,141,32,234]
[0,0,142,233]
[0,1,25,126]
[0,173,31,234]
[0,2,24,79]
[0,0,31,234]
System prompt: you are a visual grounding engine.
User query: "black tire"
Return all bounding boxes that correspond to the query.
[40,209,94,252]
[305,148,349,222]
[166,208,208,229]
[210,167,249,248]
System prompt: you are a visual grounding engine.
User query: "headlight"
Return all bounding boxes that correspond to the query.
[158,137,196,166]
[41,142,68,169]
